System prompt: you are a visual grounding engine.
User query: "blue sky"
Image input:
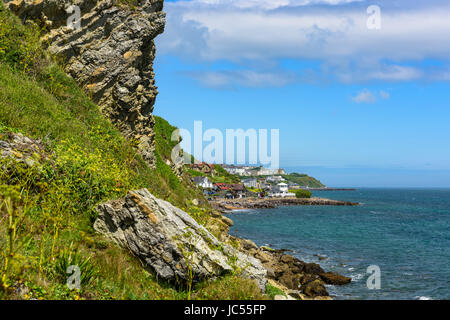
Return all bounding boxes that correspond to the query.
[153,0,450,187]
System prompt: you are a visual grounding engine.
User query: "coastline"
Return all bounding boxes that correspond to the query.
[211,196,359,212]
[211,196,359,299]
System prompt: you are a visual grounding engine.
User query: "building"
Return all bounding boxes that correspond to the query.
[214,183,247,199]
[221,165,253,176]
[190,162,215,174]
[268,182,295,198]
[242,178,258,188]
[288,182,301,190]
[276,182,288,193]
[266,175,286,183]
[193,176,214,189]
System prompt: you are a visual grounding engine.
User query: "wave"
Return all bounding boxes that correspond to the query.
[415,296,433,300]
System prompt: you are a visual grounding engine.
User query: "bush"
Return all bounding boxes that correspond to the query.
[53,246,98,287]
[295,189,312,199]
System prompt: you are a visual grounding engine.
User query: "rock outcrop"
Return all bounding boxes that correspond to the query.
[233,238,352,299]
[7,0,166,167]
[0,132,48,167]
[94,189,267,290]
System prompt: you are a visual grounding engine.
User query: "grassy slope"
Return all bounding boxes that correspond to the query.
[0,6,265,300]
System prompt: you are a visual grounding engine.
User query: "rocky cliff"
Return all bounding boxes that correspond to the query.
[6,0,165,167]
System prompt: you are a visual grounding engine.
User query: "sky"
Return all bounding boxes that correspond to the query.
[153,0,450,187]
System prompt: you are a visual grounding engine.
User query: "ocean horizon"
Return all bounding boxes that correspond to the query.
[229,188,450,300]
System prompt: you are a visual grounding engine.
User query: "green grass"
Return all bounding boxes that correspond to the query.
[265,283,287,299]
[0,5,262,300]
[194,276,267,300]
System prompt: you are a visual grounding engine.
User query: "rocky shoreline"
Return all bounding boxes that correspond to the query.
[232,237,352,300]
[211,197,359,212]
[209,196,358,299]
[94,188,353,300]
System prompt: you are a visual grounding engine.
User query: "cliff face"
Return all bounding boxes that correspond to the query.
[7,0,166,167]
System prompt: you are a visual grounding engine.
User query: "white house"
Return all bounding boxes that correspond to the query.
[193,176,214,189]
[276,182,288,193]
[266,176,286,183]
[268,182,295,198]
[242,178,258,188]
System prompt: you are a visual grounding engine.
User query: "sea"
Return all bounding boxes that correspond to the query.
[228,188,450,300]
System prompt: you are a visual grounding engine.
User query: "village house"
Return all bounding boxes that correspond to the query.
[190,162,215,174]
[268,182,295,198]
[214,183,248,199]
[193,176,214,189]
[266,175,286,183]
[221,165,250,176]
[242,178,259,189]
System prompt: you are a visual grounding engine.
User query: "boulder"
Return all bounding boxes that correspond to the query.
[319,272,352,285]
[301,279,329,297]
[94,189,267,290]
[303,262,324,275]
[0,132,47,167]
[221,215,234,227]
[240,239,258,251]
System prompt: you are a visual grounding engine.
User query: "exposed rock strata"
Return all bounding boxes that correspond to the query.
[7,0,166,167]
[94,189,267,290]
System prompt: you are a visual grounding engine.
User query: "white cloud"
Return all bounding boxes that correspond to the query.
[157,0,450,85]
[352,89,376,103]
[183,69,297,88]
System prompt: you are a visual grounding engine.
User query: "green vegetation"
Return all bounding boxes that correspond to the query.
[186,164,240,184]
[0,6,268,300]
[295,189,312,199]
[283,172,325,188]
[265,283,286,299]
[194,275,266,300]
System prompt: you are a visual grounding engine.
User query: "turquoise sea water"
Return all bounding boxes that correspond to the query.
[228,189,450,300]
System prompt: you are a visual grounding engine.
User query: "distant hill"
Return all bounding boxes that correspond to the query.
[282,173,326,188]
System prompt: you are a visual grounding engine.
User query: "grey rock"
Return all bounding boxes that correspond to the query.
[0,132,46,167]
[94,189,267,290]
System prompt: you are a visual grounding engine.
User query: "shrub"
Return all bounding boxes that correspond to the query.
[295,189,312,199]
[53,245,98,287]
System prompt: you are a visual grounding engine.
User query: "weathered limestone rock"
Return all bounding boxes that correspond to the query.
[94,189,267,289]
[7,0,166,167]
[0,132,48,167]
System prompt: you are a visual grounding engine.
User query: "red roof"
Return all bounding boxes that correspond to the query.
[214,183,245,191]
